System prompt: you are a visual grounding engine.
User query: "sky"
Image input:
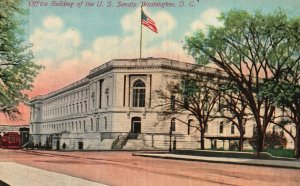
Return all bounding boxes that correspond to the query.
[1,0,299,125]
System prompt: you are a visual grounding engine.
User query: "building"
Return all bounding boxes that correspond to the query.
[29,58,294,150]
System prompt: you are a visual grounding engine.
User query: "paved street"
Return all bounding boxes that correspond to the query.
[0,149,299,186]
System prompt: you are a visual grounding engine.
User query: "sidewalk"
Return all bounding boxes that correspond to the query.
[133,152,300,169]
[0,162,106,186]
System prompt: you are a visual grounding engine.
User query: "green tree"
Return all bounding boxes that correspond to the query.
[155,70,221,150]
[260,79,300,157]
[185,10,300,155]
[218,82,251,151]
[0,0,42,120]
[250,130,287,150]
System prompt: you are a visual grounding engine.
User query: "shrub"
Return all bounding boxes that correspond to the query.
[249,131,287,150]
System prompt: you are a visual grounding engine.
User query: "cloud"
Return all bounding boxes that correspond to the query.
[43,15,63,30]
[82,8,184,65]
[29,15,81,64]
[186,8,223,36]
[121,8,176,37]
[28,10,190,93]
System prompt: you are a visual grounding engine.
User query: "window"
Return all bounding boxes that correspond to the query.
[132,80,145,107]
[231,124,235,134]
[96,118,99,132]
[187,120,192,135]
[219,122,224,134]
[83,120,86,132]
[91,118,94,131]
[84,101,87,112]
[253,123,256,134]
[104,117,107,130]
[171,118,176,131]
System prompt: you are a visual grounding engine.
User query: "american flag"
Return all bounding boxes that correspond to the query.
[141,10,158,33]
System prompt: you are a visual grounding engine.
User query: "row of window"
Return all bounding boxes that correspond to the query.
[40,79,147,121]
[217,122,236,134]
[90,117,108,131]
[42,120,86,133]
[43,101,88,119]
[42,89,89,119]
[41,117,108,133]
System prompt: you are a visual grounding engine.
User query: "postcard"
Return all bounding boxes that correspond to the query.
[0,0,299,185]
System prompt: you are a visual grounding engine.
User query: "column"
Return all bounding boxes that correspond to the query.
[96,80,100,109]
[146,75,152,108]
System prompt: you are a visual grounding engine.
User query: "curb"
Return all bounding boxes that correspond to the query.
[133,153,300,170]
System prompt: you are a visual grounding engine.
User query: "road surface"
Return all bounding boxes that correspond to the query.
[0,149,299,186]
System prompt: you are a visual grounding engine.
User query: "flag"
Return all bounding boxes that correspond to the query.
[141,10,158,33]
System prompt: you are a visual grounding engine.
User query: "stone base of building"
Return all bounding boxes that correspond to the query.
[30,132,285,151]
[30,132,202,151]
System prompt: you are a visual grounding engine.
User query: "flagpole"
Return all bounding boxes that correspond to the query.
[139,6,143,59]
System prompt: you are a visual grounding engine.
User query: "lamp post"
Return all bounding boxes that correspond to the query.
[169,125,172,152]
[169,118,175,152]
[169,95,175,152]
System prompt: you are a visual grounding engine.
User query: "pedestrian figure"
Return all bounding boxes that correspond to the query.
[173,137,177,151]
[62,143,66,150]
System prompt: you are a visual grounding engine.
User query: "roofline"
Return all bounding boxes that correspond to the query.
[30,57,224,102]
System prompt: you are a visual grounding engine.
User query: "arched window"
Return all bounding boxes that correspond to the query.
[219,122,224,134]
[132,80,145,107]
[231,124,235,134]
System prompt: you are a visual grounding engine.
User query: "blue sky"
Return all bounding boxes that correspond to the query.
[22,0,299,79]
[24,0,300,93]
[24,0,299,65]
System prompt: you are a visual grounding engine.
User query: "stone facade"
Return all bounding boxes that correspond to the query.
[29,58,294,150]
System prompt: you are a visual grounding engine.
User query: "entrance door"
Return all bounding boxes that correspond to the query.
[131,117,141,133]
[56,140,60,150]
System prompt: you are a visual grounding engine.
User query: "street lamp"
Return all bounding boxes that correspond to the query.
[169,118,176,152]
[169,125,172,152]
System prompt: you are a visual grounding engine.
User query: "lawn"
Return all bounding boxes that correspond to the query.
[265,148,294,158]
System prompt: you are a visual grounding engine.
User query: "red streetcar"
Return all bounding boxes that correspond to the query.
[0,132,20,149]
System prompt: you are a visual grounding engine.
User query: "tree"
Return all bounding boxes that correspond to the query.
[0,0,42,120]
[260,79,300,157]
[218,82,251,151]
[155,70,221,150]
[185,10,300,155]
